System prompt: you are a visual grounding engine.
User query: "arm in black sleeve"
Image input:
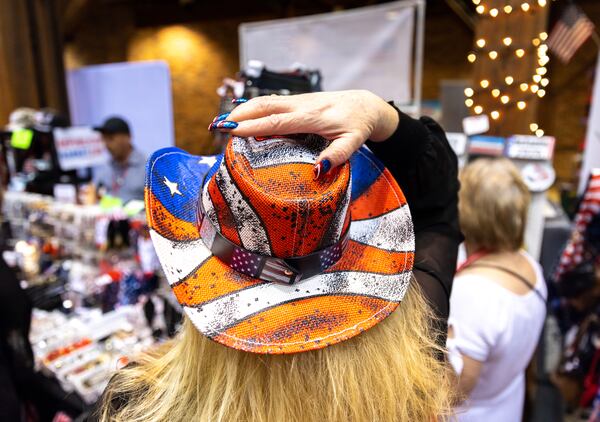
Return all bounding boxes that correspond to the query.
[0,257,37,392]
[366,105,462,338]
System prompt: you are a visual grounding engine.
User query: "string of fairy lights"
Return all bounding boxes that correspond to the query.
[464,0,550,137]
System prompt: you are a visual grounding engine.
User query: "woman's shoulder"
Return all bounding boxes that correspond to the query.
[452,271,500,292]
[458,252,545,295]
[450,270,524,329]
[450,272,507,313]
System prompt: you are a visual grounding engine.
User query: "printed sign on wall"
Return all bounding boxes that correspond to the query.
[54,127,109,171]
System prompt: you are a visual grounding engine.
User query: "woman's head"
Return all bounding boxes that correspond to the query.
[133,132,454,421]
[98,283,454,422]
[459,157,530,253]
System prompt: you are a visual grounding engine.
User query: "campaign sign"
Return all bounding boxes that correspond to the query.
[54,127,109,171]
[506,135,555,161]
[520,162,556,192]
[462,114,490,136]
[468,135,505,156]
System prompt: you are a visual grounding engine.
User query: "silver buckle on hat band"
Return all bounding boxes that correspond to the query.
[197,205,348,285]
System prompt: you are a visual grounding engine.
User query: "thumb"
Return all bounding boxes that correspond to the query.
[315,134,364,177]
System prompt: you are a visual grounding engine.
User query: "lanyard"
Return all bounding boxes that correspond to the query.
[455,249,489,273]
[111,166,129,195]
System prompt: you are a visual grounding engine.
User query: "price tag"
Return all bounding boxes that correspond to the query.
[99,195,123,211]
[94,217,110,247]
[11,129,34,150]
[53,184,77,204]
[506,135,555,161]
[138,237,160,273]
[462,115,489,136]
[446,133,467,156]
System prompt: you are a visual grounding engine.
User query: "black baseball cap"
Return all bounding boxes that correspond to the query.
[94,116,130,135]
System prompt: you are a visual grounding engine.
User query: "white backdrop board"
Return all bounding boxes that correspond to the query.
[67,61,174,158]
[580,55,600,193]
[239,0,423,111]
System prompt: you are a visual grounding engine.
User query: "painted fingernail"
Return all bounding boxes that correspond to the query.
[313,159,332,180]
[231,98,248,104]
[212,112,230,123]
[209,120,238,131]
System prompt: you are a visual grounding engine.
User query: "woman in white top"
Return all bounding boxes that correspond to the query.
[447,158,547,422]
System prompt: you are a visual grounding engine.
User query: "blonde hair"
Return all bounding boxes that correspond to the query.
[459,157,530,252]
[98,283,454,421]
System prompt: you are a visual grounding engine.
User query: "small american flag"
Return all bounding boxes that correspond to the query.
[554,170,600,282]
[547,4,595,64]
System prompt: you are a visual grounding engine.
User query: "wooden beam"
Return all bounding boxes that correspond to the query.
[0,0,69,125]
[63,0,93,36]
[445,0,476,30]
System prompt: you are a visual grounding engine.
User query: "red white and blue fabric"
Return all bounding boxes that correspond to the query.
[555,171,600,282]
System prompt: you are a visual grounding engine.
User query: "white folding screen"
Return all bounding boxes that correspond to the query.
[67,61,175,158]
[239,0,424,114]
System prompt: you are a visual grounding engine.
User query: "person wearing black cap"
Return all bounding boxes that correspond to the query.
[93,116,146,203]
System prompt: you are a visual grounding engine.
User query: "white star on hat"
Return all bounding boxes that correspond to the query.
[163,176,183,197]
[199,156,218,167]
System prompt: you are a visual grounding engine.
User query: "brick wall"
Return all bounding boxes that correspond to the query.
[64,2,600,186]
[127,22,240,155]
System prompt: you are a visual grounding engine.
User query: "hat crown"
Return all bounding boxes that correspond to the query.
[202,136,351,259]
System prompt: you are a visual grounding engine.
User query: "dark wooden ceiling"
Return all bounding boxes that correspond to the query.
[61,0,468,35]
[60,0,600,38]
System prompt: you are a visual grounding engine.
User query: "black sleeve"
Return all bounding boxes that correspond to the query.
[366,105,462,340]
[0,257,35,386]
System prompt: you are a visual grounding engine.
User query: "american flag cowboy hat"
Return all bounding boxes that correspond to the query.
[145,135,415,354]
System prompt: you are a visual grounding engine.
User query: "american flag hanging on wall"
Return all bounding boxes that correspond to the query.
[547,4,595,64]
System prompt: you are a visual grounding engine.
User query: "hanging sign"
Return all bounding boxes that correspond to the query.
[462,114,489,136]
[53,184,78,204]
[506,135,555,161]
[468,135,505,156]
[53,127,109,171]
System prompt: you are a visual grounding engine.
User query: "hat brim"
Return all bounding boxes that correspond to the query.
[145,144,414,354]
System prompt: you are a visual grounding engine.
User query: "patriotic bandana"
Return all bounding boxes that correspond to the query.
[145,135,414,354]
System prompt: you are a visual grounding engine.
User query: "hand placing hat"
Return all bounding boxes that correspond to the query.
[209,90,399,179]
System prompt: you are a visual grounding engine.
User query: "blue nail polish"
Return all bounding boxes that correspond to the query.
[313,159,332,180]
[210,121,238,131]
[232,98,248,104]
[213,112,230,123]
[220,121,238,129]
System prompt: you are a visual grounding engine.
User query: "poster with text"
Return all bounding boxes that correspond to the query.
[54,127,109,171]
[240,1,416,104]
